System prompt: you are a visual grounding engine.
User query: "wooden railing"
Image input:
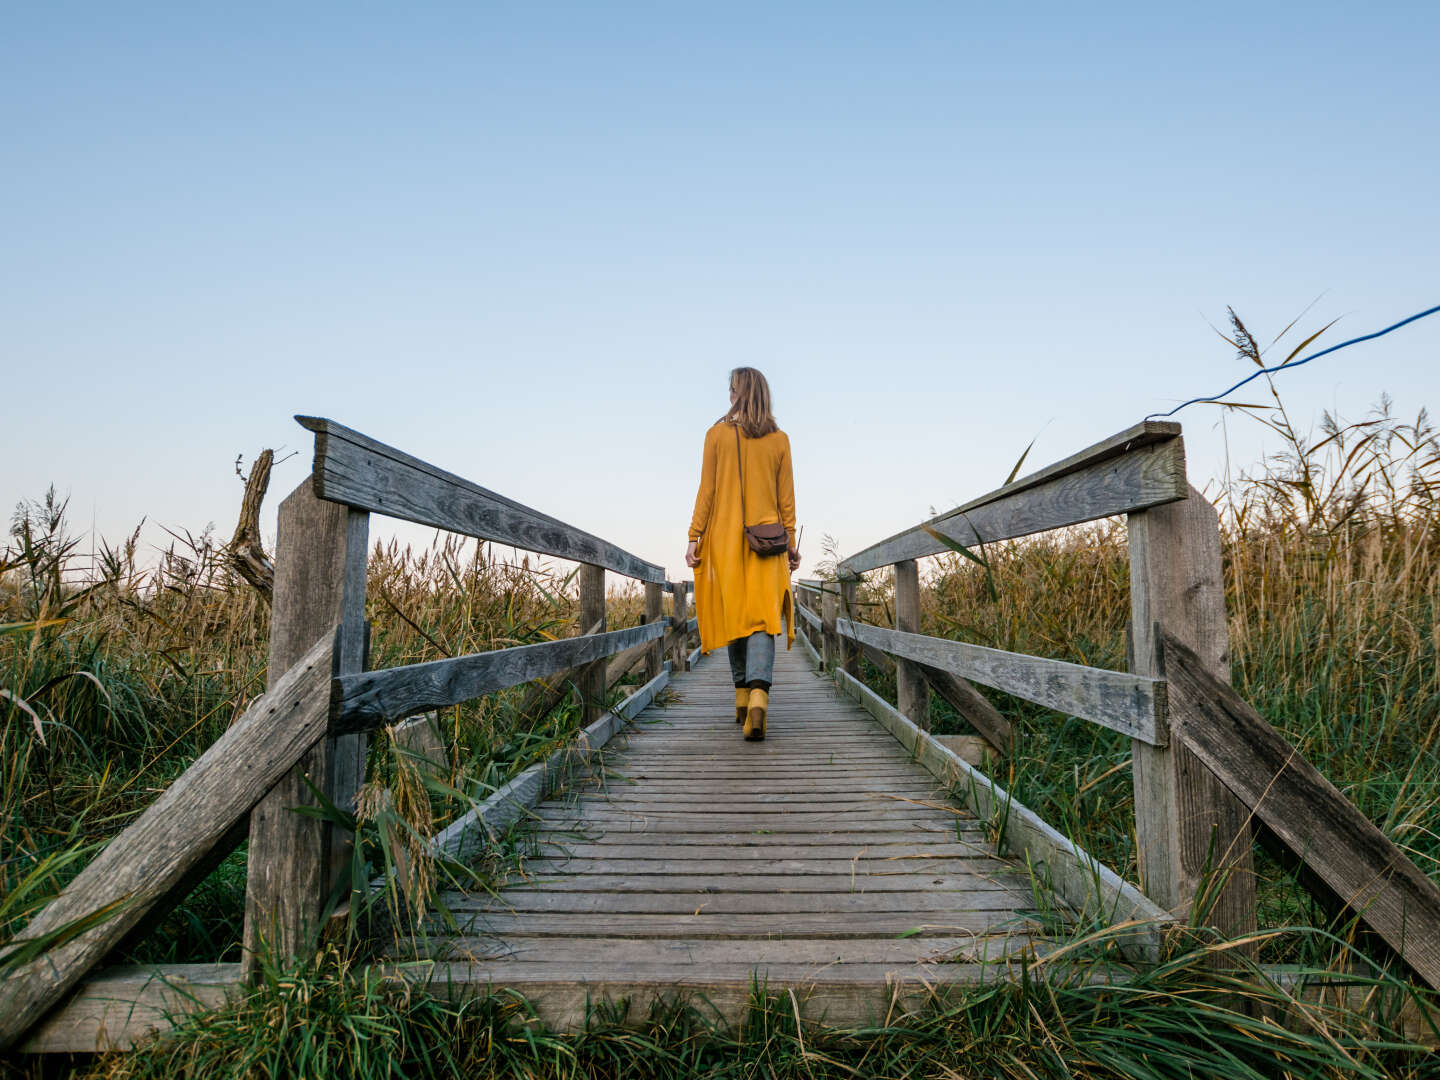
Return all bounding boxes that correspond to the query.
[0,417,697,1050]
[792,421,1440,986]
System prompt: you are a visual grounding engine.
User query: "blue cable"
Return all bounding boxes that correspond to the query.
[1146,303,1440,421]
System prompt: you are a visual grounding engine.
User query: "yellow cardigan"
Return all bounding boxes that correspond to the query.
[688,422,796,654]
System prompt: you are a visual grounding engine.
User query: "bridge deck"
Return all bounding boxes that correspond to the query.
[397,643,1066,1027]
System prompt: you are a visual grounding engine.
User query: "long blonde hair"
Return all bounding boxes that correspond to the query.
[724,367,779,439]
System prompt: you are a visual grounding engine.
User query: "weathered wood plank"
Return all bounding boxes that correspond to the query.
[424,935,1019,967]
[296,416,665,583]
[1163,632,1440,990]
[832,668,1172,960]
[518,864,1013,881]
[579,564,607,727]
[503,874,1019,894]
[840,430,1185,575]
[563,779,944,798]
[839,579,861,678]
[644,582,664,682]
[451,889,1031,915]
[243,481,366,975]
[0,632,335,1049]
[821,584,840,672]
[442,909,1034,938]
[392,712,446,778]
[330,507,371,883]
[797,603,822,631]
[332,621,666,730]
[394,960,1025,1032]
[431,667,670,864]
[838,620,1166,744]
[529,840,994,860]
[1129,487,1256,938]
[551,798,965,816]
[19,963,244,1053]
[670,582,690,671]
[797,621,823,669]
[917,663,1012,755]
[892,560,928,729]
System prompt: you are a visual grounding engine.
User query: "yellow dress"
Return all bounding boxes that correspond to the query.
[688,421,796,655]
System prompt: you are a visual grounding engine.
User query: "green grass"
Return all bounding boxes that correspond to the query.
[14,926,1426,1080]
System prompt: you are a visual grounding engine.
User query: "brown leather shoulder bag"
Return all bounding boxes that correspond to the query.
[735,424,789,557]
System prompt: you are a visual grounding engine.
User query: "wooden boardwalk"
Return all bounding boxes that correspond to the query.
[397,643,1062,1027]
[19,418,1440,1053]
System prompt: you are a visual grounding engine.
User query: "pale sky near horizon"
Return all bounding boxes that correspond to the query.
[5,3,1438,583]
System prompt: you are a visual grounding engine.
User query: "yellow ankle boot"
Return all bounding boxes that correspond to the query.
[744,688,768,741]
[735,688,748,724]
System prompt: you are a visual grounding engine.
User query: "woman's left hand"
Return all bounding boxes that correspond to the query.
[685,540,701,568]
[787,546,801,572]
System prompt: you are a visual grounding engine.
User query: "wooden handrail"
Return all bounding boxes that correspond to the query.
[839,421,1185,576]
[836,618,1167,746]
[331,620,670,731]
[298,416,665,583]
[0,630,337,1050]
[827,419,1257,936]
[1163,631,1440,990]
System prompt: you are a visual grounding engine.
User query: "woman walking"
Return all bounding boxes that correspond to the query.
[685,368,800,741]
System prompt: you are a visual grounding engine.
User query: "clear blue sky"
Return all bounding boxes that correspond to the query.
[5,2,1437,580]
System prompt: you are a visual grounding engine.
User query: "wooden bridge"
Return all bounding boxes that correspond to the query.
[5,418,1440,1051]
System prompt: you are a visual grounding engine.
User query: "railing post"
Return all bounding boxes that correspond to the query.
[893,559,929,730]
[839,576,861,678]
[644,581,663,681]
[243,482,368,974]
[1129,484,1257,938]
[821,584,839,672]
[579,563,606,725]
[670,582,690,671]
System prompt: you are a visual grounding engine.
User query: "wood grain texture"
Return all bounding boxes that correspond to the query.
[797,621,823,668]
[393,960,1029,1032]
[840,431,1185,575]
[393,713,446,778]
[892,560,929,730]
[297,416,665,583]
[328,508,370,888]
[1164,632,1440,989]
[579,564,606,727]
[0,632,334,1049]
[403,645,1063,1010]
[839,579,861,677]
[670,583,690,671]
[831,668,1171,961]
[838,619,1166,744]
[1128,488,1257,937]
[243,480,365,973]
[19,964,244,1053]
[431,667,670,864]
[917,664,1012,755]
[821,586,839,673]
[331,620,666,731]
[644,582,664,682]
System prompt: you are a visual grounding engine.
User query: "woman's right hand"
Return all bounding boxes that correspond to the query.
[685,540,700,568]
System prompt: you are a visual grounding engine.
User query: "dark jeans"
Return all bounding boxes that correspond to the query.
[727,631,775,690]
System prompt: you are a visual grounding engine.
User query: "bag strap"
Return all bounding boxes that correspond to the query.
[734,423,747,527]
